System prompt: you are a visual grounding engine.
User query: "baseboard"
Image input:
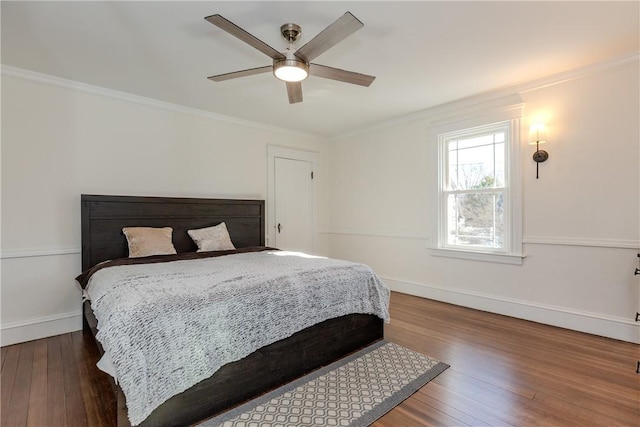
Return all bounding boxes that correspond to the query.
[383,277,640,344]
[1,312,83,347]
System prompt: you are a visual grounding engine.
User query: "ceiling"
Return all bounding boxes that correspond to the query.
[2,1,638,138]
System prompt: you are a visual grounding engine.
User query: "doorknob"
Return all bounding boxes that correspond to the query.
[277,223,282,233]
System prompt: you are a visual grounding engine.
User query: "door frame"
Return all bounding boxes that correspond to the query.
[267,145,318,252]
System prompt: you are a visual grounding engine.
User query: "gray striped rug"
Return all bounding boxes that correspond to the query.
[199,340,449,427]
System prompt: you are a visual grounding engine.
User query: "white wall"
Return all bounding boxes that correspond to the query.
[2,57,638,347]
[0,70,329,346]
[327,57,640,343]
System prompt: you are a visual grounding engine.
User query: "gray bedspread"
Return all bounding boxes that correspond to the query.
[85,250,390,425]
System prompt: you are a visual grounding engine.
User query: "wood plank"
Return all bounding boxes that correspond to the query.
[70,331,102,427]
[1,345,8,369]
[397,393,475,426]
[59,333,89,427]
[1,345,21,426]
[6,341,35,426]
[47,335,67,426]
[411,388,493,426]
[375,400,462,427]
[432,368,546,426]
[531,390,640,427]
[420,383,512,427]
[419,380,519,427]
[433,368,612,426]
[70,330,116,427]
[27,339,48,427]
[0,344,20,425]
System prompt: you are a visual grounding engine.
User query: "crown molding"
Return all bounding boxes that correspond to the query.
[0,65,322,140]
[514,51,639,94]
[331,51,640,141]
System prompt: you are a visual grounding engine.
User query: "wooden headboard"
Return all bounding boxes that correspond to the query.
[80,195,265,271]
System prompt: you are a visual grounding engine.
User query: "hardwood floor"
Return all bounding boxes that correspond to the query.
[2,292,639,426]
[375,293,640,427]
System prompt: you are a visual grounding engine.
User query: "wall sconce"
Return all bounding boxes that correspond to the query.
[529,123,548,179]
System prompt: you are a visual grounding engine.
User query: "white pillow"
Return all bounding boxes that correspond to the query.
[188,222,236,252]
[122,227,177,258]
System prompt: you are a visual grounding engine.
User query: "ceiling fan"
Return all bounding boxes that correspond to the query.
[204,12,376,104]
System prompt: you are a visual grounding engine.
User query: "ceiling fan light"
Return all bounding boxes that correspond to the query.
[273,59,309,82]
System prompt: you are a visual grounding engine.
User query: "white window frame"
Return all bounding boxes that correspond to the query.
[429,96,524,265]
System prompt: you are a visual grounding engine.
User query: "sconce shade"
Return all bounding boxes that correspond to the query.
[528,123,547,145]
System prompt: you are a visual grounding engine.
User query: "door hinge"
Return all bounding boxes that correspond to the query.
[311,171,314,179]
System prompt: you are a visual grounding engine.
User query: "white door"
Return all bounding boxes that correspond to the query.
[274,157,313,253]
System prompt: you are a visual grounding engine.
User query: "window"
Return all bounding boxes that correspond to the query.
[441,123,508,251]
[431,99,523,264]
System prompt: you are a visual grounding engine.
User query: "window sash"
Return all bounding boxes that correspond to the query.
[443,189,506,251]
[438,122,512,255]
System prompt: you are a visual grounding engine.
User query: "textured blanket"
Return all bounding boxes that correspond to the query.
[86,250,390,426]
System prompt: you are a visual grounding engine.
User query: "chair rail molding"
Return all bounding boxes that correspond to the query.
[0,246,81,259]
[522,235,639,250]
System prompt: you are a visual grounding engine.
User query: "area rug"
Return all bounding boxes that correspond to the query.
[198,340,449,427]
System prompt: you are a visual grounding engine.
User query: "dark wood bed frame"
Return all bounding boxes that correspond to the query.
[80,194,384,427]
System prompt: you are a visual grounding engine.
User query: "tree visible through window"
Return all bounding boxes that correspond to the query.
[440,123,509,252]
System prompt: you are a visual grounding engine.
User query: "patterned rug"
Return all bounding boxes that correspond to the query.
[199,340,449,427]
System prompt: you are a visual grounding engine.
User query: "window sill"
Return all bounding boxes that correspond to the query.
[430,248,525,265]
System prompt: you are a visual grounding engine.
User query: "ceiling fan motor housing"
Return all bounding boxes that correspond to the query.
[281,23,302,43]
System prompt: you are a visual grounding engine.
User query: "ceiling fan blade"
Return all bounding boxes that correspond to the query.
[309,63,375,87]
[205,14,285,60]
[294,12,363,63]
[208,65,273,82]
[286,82,303,104]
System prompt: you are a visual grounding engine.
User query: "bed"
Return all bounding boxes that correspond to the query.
[79,194,386,427]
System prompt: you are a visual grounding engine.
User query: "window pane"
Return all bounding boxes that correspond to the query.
[495,142,505,187]
[447,192,504,248]
[456,134,494,150]
[447,146,458,189]
[447,132,505,191]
